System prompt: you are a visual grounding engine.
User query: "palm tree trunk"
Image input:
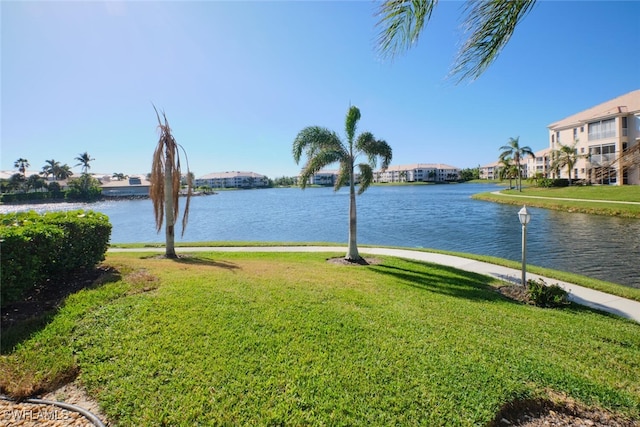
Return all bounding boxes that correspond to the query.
[164,150,177,258]
[346,172,360,262]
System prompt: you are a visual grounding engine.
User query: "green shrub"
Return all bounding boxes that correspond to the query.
[0,210,111,303]
[527,278,569,308]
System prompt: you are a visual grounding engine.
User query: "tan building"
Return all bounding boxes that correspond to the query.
[479,161,500,180]
[547,89,640,185]
[526,148,552,180]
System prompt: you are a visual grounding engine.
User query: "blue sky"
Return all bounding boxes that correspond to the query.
[2,1,639,179]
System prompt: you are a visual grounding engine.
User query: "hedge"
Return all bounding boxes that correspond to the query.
[0,210,112,303]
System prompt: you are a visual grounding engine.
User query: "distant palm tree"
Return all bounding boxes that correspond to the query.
[56,164,74,180]
[498,156,518,190]
[375,0,536,82]
[150,107,192,259]
[112,172,128,181]
[75,152,94,174]
[293,105,392,263]
[552,141,583,186]
[41,159,61,181]
[499,137,534,192]
[14,158,30,178]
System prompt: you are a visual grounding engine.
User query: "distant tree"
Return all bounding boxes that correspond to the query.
[14,158,30,178]
[66,174,102,201]
[551,141,584,186]
[150,107,193,259]
[112,172,128,181]
[375,0,537,83]
[41,159,61,181]
[499,137,534,192]
[498,156,517,190]
[8,173,26,192]
[459,167,480,181]
[293,105,392,263]
[56,164,74,180]
[428,170,436,182]
[26,174,46,192]
[75,152,94,174]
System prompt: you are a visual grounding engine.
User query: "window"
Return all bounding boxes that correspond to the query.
[556,131,560,142]
[573,128,578,139]
[580,126,584,133]
[551,134,555,143]
[588,118,615,140]
[580,147,585,153]
[622,116,628,136]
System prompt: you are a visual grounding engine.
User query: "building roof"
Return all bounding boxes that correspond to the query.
[100,176,151,188]
[548,89,640,130]
[480,161,500,168]
[197,171,266,180]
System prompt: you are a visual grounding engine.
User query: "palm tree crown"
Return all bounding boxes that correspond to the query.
[376,0,536,82]
[41,159,61,181]
[499,137,534,191]
[75,152,94,174]
[14,158,30,178]
[552,141,583,185]
[293,106,392,262]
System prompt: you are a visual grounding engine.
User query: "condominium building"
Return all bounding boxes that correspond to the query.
[195,171,269,188]
[479,161,500,180]
[526,148,552,179]
[547,89,640,185]
[374,163,460,183]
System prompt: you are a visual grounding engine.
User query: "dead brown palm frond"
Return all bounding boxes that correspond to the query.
[150,106,192,243]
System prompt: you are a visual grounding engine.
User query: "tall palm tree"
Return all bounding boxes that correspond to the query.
[376,0,536,82]
[75,152,94,174]
[150,107,192,259]
[552,141,582,186]
[293,105,392,263]
[499,137,534,192]
[14,158,30,178]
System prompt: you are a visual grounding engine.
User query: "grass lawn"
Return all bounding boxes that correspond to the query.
[472,185,640,218]
[1,251,639,426]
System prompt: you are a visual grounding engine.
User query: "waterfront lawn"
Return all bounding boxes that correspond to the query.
[1,251,639,425]
[472,186,640,218]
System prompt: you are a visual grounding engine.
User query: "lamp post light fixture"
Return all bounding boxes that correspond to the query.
[518,205,531,287]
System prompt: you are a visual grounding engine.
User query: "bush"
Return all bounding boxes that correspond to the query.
[0,210,112,303]
[537,178,570,188]
[526,278,569,308]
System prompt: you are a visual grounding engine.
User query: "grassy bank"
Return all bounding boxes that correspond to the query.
[472,186,640,218]
[2,251,639,425]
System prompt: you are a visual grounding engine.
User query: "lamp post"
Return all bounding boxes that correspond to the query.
[518,205,531,287]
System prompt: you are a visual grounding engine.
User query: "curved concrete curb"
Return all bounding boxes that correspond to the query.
[109,246,640,323]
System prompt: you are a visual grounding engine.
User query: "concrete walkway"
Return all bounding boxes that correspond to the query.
[109,246,640,323]
[489,191,640,205]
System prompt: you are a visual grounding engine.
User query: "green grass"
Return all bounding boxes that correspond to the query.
[2,251,639,426]
[473,186,640,218]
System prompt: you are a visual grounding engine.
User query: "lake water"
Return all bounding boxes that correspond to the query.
[2,184,639,288]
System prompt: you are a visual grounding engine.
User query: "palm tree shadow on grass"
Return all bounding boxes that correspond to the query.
[369,260,509,303]
[171,255,240,271]
[1,267,122,354]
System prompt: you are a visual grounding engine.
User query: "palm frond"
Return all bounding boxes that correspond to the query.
[293,127,344,163]
[335,162,351,191]
[299,149,344,189]
[345,106,361,146]
[375,0,437,60]
[451,0,536,82]
[357,164,374,195]
[356,132,393,170]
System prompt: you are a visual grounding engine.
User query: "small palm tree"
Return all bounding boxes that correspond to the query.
[498,156,516,189]
[14,158,30,178]
[499,137,534,192]
[293,105,392,263]
[149,107,192,259]
[112,172,128,181]
[56,164,74,180]
[75,152,94,174]
[376,0,537,82]
[552,141,584,186]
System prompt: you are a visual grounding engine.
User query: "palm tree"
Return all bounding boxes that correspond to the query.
[56,164,74,181]
[75,152,94,174]
[376,0,536,82]
[150,107,193,259]
[293,105,392,263]
[112,172,128,181]
[498,156,518,189]
[14,158,30,178]
[552,141,583,186]
[41,159,61,181]
[499,137,534,192]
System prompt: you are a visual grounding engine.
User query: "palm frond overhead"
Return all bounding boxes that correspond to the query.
[451,0,536,82]
[375,0,438,60]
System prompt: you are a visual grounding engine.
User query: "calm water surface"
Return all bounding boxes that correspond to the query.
[2,184,639,288]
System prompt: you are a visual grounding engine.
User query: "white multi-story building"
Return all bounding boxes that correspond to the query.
[526,148,552,180]
[374,163,460,183]
[195,171,269,188]
[547,90,640,185]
